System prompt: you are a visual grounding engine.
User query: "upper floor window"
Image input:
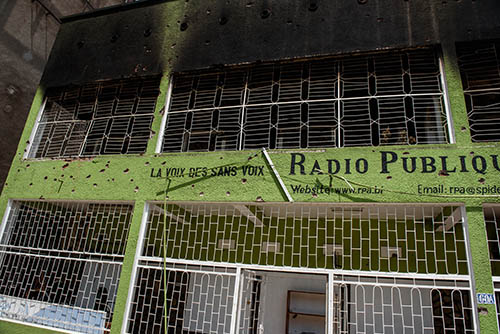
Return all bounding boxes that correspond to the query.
[457,40,500,142]
[27,75,161,159]
[161,47,450,153]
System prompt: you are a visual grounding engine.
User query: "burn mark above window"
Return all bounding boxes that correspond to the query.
[29,75,161,159]
[162,47,448,153]
[457,40,500,142]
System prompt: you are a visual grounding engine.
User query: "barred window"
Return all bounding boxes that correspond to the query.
[457,40,500,142]
[484,205,500,276]
[484,205,500,332]
[161,47,449,152]
[0,200,133,333]
[125,203,475,334]
[28,76,161,159]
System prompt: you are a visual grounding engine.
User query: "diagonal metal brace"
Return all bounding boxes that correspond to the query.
[262,148,294,202]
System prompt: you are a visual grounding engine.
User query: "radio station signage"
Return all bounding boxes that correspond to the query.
[150,165,266,178]
[289,151,500,176]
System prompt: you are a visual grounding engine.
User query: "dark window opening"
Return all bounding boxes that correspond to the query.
[457,40,500,142]
[163,47,448,153]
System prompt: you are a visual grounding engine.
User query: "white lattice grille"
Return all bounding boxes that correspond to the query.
[0,200,133,333]
[457,40,500,142]
[238,270,262,334]
[331,275,474,334]
[483,205,500,276]
[29,76,160,159]
[494,282,500,333]
[162,48,448,152]
[125,202,475,334]
[143,203,468,275]
[487,206,500,332]
[127,263,237,334]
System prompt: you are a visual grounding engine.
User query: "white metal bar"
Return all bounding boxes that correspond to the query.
[238,71,249,151]
[121,202,151,334]
[460,206,481,333]
[464,87,500,93]
[0,200,13,269]
[337,70,341,147]
[229,267,242,334]
[136,263,238,275]
[262,148,293,202]
[327,272,334,334]
[145,200,465,208]
[36,111,157,125]
[147,256,471,282]
[6,198,134,205]
[0,244,125,259]
[439,56,456,144]
[0,249,123,265]
[156,75,173,153]
[165,92,444,114]
[23,98,47,159]
[78,119,94,157]
[327,278,467,289]
[0,200,13,243]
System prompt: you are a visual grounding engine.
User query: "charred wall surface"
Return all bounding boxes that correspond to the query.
[41,0,500,89]
[0,0,127,193]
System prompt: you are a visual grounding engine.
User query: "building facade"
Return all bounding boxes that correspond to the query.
[0,0,500,333]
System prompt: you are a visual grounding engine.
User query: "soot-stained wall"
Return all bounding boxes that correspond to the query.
[41,0,500,88]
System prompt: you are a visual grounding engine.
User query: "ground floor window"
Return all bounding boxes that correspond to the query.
[0,200,133,333]
[124,202,475,334]
[484,205,500,331]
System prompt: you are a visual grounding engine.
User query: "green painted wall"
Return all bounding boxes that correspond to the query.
[1,2,500,334]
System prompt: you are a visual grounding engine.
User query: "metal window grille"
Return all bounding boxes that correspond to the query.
[125,202,474,334]
[457,40,500,142]
[162,48,449,152]
[142,203,468,275]
[330,274,474,334]
[483,205,500,332]
[483,205,500,276]
[28,76,161,159]
[0,200,133,334]
[494,283,500,333]
[127,263,238,334]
